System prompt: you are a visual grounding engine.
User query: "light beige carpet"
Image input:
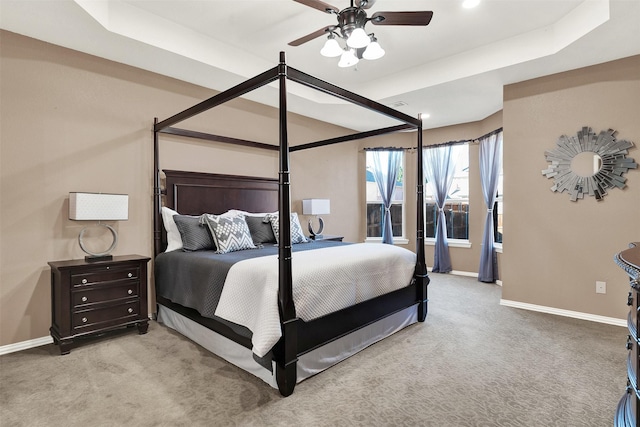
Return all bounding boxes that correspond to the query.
[0,274,626,426]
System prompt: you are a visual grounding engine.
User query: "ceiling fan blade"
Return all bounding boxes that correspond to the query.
[370,11,434,26]
[288,26,335,46]
[293,0,339,14]
[355,0,377,9]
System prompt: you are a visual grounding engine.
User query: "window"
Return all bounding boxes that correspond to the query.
[493,157,503,245]
[425,144,469,241]
[365,151,405,239]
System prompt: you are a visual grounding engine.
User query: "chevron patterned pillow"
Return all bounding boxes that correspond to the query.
[202,214,256,254]
[265,212,308,244]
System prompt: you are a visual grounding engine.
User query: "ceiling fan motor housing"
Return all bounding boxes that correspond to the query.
[338,7,368,39]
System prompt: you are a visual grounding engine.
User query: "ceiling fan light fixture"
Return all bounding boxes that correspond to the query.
[338,49,359,68]
[346,27,370,48]
[320,36,343,57]
[362,36,385,60]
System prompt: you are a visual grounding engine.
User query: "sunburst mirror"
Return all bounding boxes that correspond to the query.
[542,127,637,201]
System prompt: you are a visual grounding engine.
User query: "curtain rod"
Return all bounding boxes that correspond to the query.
[362,146,412,152]
[362,127,503,151]
[424,127,503,149]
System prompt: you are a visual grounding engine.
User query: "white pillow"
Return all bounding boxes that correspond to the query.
[161,207,183,252]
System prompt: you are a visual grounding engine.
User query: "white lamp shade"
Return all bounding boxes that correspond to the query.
[320,37,343,57]
[362,41,385,60]
[302,199,330,215]
[69,192,129,221]
[338,50,359,68]
[346,27,370,48]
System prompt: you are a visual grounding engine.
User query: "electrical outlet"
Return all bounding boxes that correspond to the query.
[596,281,607,294]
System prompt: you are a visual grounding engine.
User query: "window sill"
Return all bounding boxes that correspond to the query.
[365,237,409,245]
[424,238,472,249]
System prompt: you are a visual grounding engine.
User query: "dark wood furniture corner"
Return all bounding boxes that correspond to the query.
[615,242,640,426]
[310,235,344,242]
[48,254,151,355]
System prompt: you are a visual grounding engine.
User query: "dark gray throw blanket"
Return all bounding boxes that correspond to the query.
[155,240,346,320]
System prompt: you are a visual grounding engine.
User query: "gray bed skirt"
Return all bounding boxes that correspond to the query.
[157,303,419,389]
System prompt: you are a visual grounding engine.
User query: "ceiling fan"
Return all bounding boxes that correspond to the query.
[289,0,433,67]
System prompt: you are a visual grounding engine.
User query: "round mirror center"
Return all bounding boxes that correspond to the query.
[571,151,602,177]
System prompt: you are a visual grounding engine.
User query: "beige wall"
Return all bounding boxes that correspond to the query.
[502,55,640,319]
[2,30,638,348]
[0,31,355,347]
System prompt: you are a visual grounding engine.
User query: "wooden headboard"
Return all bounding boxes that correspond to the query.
[155,170,279,255]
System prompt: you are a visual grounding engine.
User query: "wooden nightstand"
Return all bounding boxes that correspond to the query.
[48,255,150,355]
[310,235,344,242]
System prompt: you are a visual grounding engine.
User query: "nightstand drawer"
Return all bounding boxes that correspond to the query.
[72,282,139,308]
[71,266,140,287]
[73,302,140,330]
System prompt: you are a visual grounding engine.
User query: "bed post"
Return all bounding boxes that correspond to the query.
[415,116,430,322]
[153,117,163,256]
[274,51,298,397]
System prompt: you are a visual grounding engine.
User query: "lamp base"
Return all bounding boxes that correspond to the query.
[78,223,118,262]
[308,217,325,239]
[85,254,113,263]
[310,234,324,240]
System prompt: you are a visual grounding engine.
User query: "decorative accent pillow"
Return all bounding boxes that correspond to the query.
[244,215,276,245]
[173,215,216,252]
[161,207,183,252]
[202,214,257,254]
[265,213,308,244]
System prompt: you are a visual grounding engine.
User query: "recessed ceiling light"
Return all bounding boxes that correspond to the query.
[420,113,430,119]
[462,0,480,9]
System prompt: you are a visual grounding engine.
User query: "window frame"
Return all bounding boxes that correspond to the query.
[365,150,408,244]
[423,143,471,248]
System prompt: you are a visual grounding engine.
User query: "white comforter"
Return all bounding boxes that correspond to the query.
[214,243,416,357]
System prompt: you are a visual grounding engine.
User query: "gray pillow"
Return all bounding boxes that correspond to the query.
[173,215,215,251]
[202,214,257,254]
[245,215,276,245]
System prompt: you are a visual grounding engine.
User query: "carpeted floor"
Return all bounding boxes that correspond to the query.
[0,274,626,426]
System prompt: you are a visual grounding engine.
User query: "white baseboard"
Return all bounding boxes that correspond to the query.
[428,268,479,278]
[0,314,155,356]
[500,299,626,327]
[0,336,53,356]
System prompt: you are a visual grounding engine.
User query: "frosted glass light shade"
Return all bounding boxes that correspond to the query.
[362,41,385,60]
[69,192,129,221]
[320,37,343,57]
[338,50,359,68]
[346,27,370,48]
[302,199,330,215]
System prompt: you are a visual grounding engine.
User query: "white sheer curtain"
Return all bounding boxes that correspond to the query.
[423,145,458,273]
[371,150,402,244]
[478,131,503,282]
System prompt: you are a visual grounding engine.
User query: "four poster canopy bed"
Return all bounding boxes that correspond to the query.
[153,52,429,396]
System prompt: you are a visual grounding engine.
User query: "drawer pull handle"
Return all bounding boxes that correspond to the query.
[81,296,88,302]
[82,317,88,323]
[128,308,133,314]
[628,292,633,306]
[81,279,88,284]
[128,273,133,278]
[128,289,133,295]
[627,336,634,350]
